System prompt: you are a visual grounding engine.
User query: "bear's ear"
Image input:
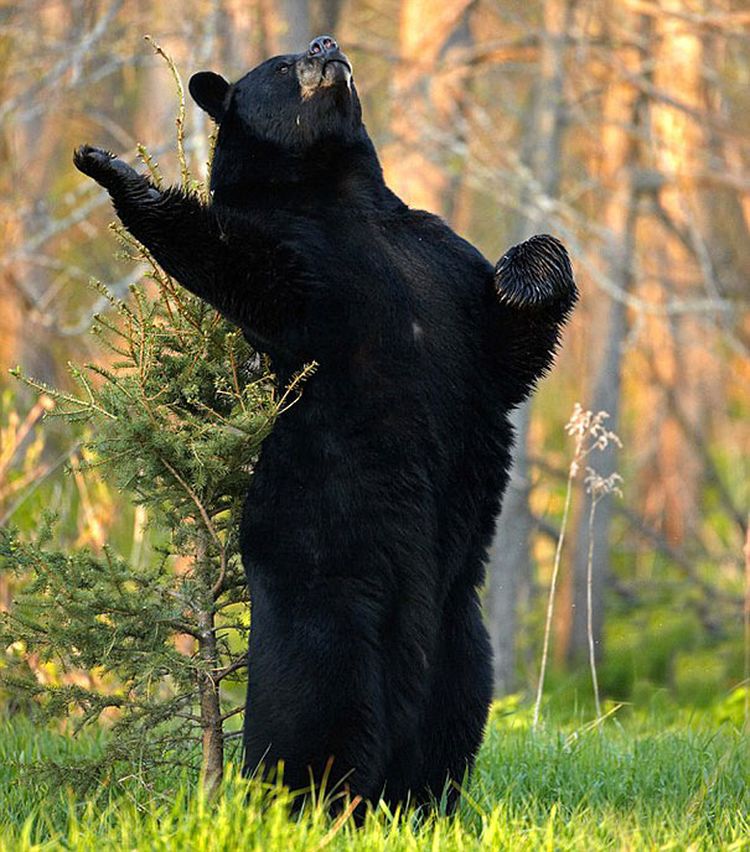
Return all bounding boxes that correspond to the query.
[189,71,231,122]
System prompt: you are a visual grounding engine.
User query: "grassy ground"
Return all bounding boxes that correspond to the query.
[1,702,749,850]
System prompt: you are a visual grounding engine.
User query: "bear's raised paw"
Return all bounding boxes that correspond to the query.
[73,145,144,193]
[494,234,577,310]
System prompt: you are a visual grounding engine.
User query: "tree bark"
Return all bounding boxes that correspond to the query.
[195,532,224,796]
[311,0,345,35]
[642,0,738,547]
[487,403,532,696]
[566,285,630,663]
[564,14,647,665]
[261,0,312,55]
[486,0,569,696]
[382,0,475,215]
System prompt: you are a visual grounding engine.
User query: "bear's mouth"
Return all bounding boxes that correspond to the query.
[322,58,352,86]
[297,51,352,97]
[323,58,352,75]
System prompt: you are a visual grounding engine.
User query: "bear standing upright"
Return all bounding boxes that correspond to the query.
[74,35,577,810]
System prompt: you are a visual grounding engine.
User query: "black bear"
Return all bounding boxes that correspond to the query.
[74,35,576,810]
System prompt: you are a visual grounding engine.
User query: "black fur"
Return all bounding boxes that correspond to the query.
[74,38,577,811]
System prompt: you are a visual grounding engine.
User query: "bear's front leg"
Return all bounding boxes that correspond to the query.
[490,234,578,406]
[74,145,311,350]
[73,145,241,323]
[73,144,207,276]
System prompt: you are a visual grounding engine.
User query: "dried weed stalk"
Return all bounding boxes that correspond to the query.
[583,467,622,721]
[533,403,622,730]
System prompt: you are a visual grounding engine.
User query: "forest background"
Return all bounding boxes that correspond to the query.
[0,0,749,763]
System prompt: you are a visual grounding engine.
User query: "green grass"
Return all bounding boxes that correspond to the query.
[1,703,749,850]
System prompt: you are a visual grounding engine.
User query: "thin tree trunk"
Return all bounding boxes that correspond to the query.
[311,0,345,35]
[382,0,474,215]
[643,1,736,547]
[196,532,224,795]
[487,403,532,695]
[564,16,648,665]
[486,0,569,696]
[261,0,312,54]
[567,283,630,662]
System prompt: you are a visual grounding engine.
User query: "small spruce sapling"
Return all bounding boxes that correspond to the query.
[0,43,313,795]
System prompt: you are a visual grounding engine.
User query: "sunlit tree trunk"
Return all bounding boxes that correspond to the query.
[698,20,750,302]
[260,0,312,54]
[487,0,569,695]
[382,0,475,215]
[9,3,73,383]
[311,0,345,35]
[0,31,19,370]
[563,12,647,664]
[640,0,730,548]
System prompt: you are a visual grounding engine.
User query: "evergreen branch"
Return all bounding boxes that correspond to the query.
[84,363,134,398]
[90,277,138,323]
[157,455,228,598]
[137,142,164,188]
[9,368,117,421]
[92,310,135,347]
[274,361,318,415]
[145,36,190,190]
[219,704,244,722]
[68,362,99,409]
[173,712,203,724]
[215,658,247,684]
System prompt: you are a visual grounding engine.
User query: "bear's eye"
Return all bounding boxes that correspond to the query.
[276,63,291,74]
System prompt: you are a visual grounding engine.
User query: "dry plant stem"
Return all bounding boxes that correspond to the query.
[11,369,117,421]
[0,396,48,478]
[0,442,81,527]
[586,496,602,722]
[533,404,621,729]
[315,796,363,849]
[532,458,577,729]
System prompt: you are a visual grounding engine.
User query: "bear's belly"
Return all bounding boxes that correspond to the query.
[238,396,447,580]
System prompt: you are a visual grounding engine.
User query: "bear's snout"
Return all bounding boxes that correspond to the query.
[297,37,352,96]
[308,35,338,57]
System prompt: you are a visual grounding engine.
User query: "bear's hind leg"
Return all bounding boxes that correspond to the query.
[416,590,492,812]
[242,590,390,808]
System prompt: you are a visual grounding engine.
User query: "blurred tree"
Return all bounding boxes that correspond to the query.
[261,0,312,54]
[487,0,571,695]
[382,0,475,214]
[312,0,346,36]
[559,8,647,664]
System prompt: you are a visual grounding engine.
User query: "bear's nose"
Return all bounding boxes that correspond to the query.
[308,35,338,57]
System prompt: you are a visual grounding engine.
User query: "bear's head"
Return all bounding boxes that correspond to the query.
[189,36,387,204]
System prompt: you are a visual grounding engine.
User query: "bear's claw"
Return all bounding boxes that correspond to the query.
[73,145,140,190]
[73,144,116,176]
[494,234,577,309]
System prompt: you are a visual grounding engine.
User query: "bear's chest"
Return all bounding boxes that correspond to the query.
[304,214,472,338]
